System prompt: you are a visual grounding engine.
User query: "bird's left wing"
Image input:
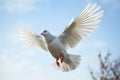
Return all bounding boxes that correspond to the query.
[59,3,104,49]
[19,24,48,51]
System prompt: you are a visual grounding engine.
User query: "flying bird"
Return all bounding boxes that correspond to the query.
[19,3,103,72]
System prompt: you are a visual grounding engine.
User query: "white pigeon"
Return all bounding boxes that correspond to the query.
[19,3,103,72]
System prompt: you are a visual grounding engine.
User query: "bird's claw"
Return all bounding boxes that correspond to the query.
[56,61,60,67]
[60,55,64,63]
[56,54,64,67]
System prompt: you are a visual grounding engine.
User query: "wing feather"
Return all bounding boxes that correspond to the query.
[59,3,104,49]
[19,24,48,51]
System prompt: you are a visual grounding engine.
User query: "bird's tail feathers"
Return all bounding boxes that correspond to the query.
[52,54,81,72]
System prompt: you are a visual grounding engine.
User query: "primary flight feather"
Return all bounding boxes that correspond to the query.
[19,3,103,72]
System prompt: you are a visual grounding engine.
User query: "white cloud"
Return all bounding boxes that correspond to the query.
[0,54,8,61]
[0,30,50,80]
[0,0,35,12]
[0,49,44,80]
[0,0,51,13]
[0,30,43,80]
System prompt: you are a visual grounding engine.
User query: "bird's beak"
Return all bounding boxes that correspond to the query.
[41,32,43,35]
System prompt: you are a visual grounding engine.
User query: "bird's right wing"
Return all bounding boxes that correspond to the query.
[59,3,103,49]
[18,24,48,51]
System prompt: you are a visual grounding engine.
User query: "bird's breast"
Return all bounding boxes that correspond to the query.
[47,38,65,59]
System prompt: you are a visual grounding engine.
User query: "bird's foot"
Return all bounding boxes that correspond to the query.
[56,61,60,67]
[56,59,60,67]
[55,54,64,67]
[60,54,64,63]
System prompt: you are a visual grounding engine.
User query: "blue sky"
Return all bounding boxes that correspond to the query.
[0,0,120,80]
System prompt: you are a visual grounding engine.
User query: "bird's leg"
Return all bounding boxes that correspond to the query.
[56,58,60,67]
[60,54,64,63]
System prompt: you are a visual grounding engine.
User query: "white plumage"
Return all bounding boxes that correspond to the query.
[19,3,103,72]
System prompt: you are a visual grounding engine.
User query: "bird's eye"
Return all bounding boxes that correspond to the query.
[44,30,47,33]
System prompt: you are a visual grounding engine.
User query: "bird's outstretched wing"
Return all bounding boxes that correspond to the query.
[59,3,103,49]
[19,24,48,51]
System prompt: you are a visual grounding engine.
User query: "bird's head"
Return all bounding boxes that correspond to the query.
[41,30,55,43]
[41,30,50,36]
